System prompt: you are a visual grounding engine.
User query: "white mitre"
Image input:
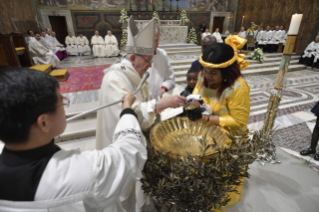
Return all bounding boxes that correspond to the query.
[127,16,155,56]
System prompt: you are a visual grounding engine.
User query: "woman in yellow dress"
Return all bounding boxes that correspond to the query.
[192,35,250,212]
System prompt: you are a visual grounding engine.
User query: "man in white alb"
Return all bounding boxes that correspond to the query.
[40,31,63,61]
[202,28,211,40]
[238,26,246,39]
[65,32,79,56]
[147,24,175,100]
[96,16,186,211]
[76,33,91,56]
[51,31,68,59]
[104,30,120,57]
[212,28,223,43]
[26,30,34,45]
[91,30,106,57]
[28,32,60,68]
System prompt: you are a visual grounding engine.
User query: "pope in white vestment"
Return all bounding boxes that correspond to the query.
[202,29,211,40]
[92,31,106,57]
[28,33,60,68]
[76,34,91,56]
[65,32,79,56]
[105,30,120,57]
[212,28,223,43]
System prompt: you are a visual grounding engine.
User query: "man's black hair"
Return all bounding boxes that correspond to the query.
[27,30,32,35]
[0,67,60,144]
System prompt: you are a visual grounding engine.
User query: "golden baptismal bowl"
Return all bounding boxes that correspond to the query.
[150,117,228,157]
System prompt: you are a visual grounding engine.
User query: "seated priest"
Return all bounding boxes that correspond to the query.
[104,30,120,57]
[25,30,34,45]
[202,29,211,40]
[237,26,247,39]
[40,31,63,61]
[254,26,263,48]
[28,32,60,68]
[0,66,149,212]
[212,28,223,43]
[76,33,91,56]
[312,45,319,69]
[91,30,106,57]
[96,17,187,211]
[267,25,282,52]
[299,35,319,67]
[51,31,68,59]
[258,25,272,52]
[65,32,79,56]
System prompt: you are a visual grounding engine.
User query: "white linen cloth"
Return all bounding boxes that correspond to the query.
[202,32,211,40]
[91,35,106,57]
[65,36,79,56]
[104,35,120,57]
[147,48,175,100]
[238,31,247,39]
[302,41,319,58]
[76,36,91,56]
[212,32,223,43]
[0,113,147,212]
[28,39,60,68]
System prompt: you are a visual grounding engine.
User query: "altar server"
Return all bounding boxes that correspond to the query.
[104,30,120,57]
[76,33,91,56]
[147,25,176,100]
[238,27,246,39]
[28,32,60,68]
[0,66,147,212]
[96,16,187,212]
[299,35,319,66]
[51,31,68,59]
[91,30,106,57]
[65,32,79,56]
[212,28,223,43]
[202,28,211,40]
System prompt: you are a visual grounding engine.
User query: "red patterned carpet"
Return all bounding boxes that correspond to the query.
[59,65,110,93]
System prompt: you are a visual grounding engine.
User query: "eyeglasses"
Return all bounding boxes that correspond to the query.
[136,54,153,64]
[61,96,70,108]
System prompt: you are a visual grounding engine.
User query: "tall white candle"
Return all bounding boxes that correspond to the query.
[241,16,244,26]
[287,14,303,34]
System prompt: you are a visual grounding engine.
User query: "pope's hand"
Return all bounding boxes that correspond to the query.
[122,92,136,110]
[159,89,166,99]
[155,95,187,113]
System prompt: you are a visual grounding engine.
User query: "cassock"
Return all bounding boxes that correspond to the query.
[28,38,60,68]
[65,36,79,56]
[299,41,319,66]
[104,35,120,57]
[91,35,106,57]
[238,31,247,39]
[147,48,175,100]
[96,59,156,212]
[212,32,223,43]
[202,32,211,40]
[76,36,91,56]
[0,112,147,212]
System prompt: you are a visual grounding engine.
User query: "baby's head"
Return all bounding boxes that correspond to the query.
[187,68,198,89]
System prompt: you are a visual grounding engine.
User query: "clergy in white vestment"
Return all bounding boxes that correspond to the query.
[238,27,247,39]
[212,28,223,43]
[40,31,64,60]
[51,31,68,59]
[76,33,91,56]
[202,29,211,40]
[25,30,35,45]
[104,30,120,57]
[299,35,319,66]
[147,25,175,100]
[91,30,106,57]
[0,66,148,212]
[28,32,60,68]
[96,16,187,212]
[65,32,79,56]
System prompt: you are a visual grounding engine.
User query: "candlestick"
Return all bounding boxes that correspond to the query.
[287,14,303,34]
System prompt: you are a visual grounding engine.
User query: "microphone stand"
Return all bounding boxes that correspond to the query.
[66,72,150,122]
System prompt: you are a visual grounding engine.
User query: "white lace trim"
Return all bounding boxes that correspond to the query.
[113,128,142,142]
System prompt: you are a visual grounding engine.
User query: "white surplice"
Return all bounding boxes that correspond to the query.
[65,36,79,56]
[96,59,156,212]
[147,48,175,100]
[0,113,147,212]
[212,32,223,43]
[202,32,211,40]
[104,35,120,57]
[44,34,64,53]
[28,39,60,68]
[76,36,91,56]
[256,30,265,42]
[91,35,106,57]
[302,41,319,58]
[25,36,34,45]
[51,36,66,51]
[238,31,247,39]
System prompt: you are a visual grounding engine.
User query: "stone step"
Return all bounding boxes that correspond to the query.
[167,49,202,56]
[163,46,201,52]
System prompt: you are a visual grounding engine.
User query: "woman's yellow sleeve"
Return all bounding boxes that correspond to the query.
[219,84,250,129]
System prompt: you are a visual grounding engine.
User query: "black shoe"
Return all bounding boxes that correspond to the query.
[314,154,319,161]
[300,147,316,156]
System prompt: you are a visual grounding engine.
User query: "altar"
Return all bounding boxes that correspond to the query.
[134,20,188,44]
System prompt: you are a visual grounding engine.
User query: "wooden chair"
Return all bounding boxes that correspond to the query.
[0,33,21,67]
[10,33,33,67]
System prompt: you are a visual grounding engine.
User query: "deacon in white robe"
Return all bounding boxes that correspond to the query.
[91,31,106,57]
[76,33,91,56]
[104,30,120,57]
[147,26,175,100]
[299,35,319,66]
[28,32,60,68]
[65,32,79,56]
[238,27,247,39]
[212,28,223,43]
[25,30,34,45]
[202,29,211,40]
